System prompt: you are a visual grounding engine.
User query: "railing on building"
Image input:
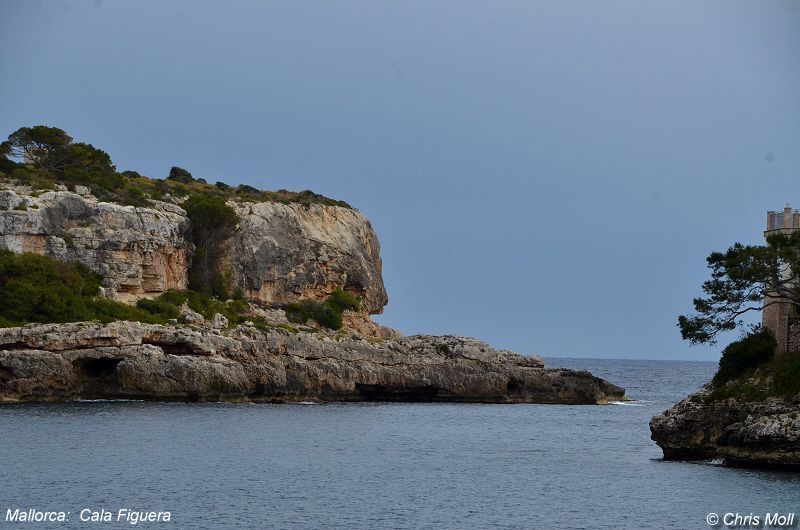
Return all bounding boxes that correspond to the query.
[766,207,800,232]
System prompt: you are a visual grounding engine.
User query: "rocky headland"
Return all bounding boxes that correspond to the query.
[0,129,624,405]
[650,379,800,469]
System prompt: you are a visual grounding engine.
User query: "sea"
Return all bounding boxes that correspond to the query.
[1,358,799,529]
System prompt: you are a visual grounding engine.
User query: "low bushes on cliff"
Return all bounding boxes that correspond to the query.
[327,288,361,313]
[1,125,352,209]
[285,288,361,330]
[713,327,776,385]
[773,358,800,398]
[0,126,153,207]
[0,250,160,326]
[136,290,252,326]
[0,251,271,328]
[707,354,800,403]
[705,327,790,402]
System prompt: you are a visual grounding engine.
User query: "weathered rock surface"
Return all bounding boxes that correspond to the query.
[0,322,624,404]
[0,188,191,302]
[650,387,800,469]
[0,183,389,314]
[228,201,387,313]
[0,182,623,405]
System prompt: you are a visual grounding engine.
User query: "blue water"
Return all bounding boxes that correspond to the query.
[1,359,799,529]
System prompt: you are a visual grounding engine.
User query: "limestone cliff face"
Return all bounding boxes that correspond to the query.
[228,201,387,313]
[0,321,625,404]
[0,184,388,313]
[0,188,191,302]
[0,184,626,405]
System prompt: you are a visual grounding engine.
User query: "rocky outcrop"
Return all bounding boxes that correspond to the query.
[0,187,191,302]
[0,321,624,404]
[228,201,387,313]
[0,181,623,405]
[650,387,800,469]
[0,183,389,314]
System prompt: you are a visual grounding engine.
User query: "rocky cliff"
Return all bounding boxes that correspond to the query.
[650,387,800,469]
[0,321,624,404]
[228,201,387,313]
[0,183,387,312]
[0,179,626,405]
[0,186,191,302]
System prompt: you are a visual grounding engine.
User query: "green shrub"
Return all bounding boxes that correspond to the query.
[327,287,361,313]
[137,289,258,327]
[118,186,150,207]
[0,250,182,326]
[315,303,343,329]
[2,125,355,210]
[0,251,297,330]
[167,166,194,184]
[0,251,252,327]
[236,184,260,195]
[772,358,800,398]
[135,297,182,320]
[0,250,101,324]
[714,327,776,385]
[232,287,247,302]
[86,297,164,324]
[0,157,17,173]
[11,166,56,191]
[285,299,320,325]
[708,381,766,402]
[284,289,361,330]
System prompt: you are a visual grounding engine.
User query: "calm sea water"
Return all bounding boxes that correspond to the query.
[2,359,799,529]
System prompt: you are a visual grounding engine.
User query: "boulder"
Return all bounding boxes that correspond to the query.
[179,304,205,325]
[213,313,229,329]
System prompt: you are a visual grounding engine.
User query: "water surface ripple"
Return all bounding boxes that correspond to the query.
[2,359,798,529]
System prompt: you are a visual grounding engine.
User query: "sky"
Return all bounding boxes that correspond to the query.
[1,0,799,361]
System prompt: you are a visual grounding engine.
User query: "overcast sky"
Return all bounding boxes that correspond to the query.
[2,0,799,360]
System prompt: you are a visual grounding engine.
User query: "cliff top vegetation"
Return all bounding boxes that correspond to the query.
[0,125,352,209]
[679,234,800,402]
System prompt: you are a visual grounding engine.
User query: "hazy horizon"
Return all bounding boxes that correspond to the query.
[2,0,799,361]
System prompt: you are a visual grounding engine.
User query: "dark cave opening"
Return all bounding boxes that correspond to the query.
[76,358,122,378]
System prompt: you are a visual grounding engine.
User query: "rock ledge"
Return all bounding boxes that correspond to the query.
[0,321,624,404]
[650,387,800,469]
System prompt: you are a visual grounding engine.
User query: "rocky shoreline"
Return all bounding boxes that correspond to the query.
[0,321,624,404]
[650,387,800,469]
[0,174,626,406]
